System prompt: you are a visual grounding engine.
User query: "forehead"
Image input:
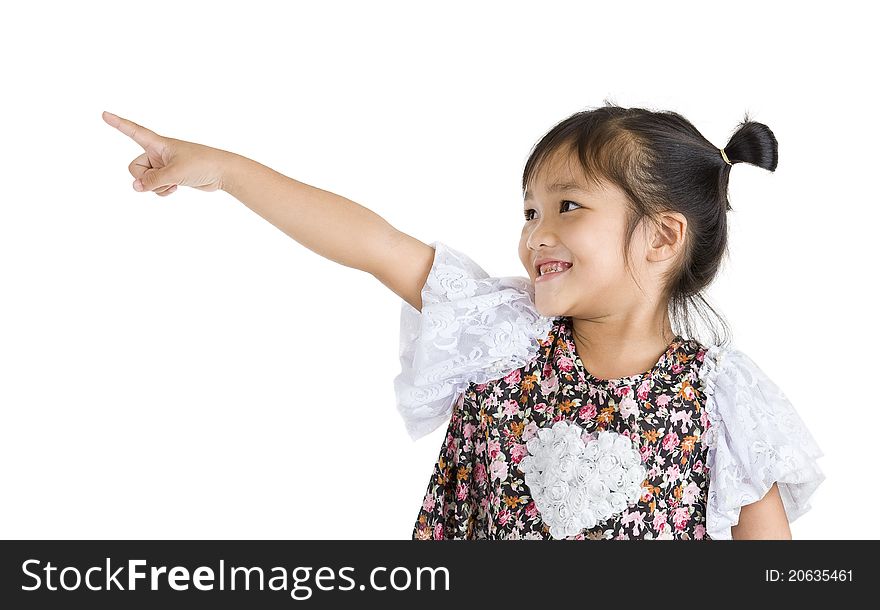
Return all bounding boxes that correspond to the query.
[524,179,590,201]
[524,148,596,201]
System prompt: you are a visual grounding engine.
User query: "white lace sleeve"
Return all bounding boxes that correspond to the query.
[698,346,826,540]
[393,241,555,441]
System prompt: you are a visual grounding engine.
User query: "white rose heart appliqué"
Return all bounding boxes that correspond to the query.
[516,420,647,540]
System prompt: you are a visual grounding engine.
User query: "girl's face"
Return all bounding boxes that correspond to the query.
[518,152,650,320]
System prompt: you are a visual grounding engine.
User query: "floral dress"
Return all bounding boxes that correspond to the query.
[394,242,826,540]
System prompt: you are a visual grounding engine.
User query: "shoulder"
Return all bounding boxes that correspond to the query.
[695,342,826,539]
[696,345,814,442]
[697,344,781,394]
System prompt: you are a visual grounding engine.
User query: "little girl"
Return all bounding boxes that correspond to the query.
[104,103,825,541]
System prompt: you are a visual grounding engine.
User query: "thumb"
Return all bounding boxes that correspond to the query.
[137,168,176,191]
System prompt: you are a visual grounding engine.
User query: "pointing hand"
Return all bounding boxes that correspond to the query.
[102,111,230,196]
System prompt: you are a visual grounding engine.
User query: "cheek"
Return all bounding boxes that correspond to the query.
[518,242,534,275]
[567,249,628,293]
[577,231,627,271]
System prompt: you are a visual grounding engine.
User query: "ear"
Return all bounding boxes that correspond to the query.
[646,212,687,262]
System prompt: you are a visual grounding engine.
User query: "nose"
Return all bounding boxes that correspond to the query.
[526,217,559,251]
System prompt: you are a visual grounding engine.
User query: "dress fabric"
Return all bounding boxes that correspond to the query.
[397,242,826,541]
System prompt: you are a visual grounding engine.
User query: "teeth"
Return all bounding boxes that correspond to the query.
[539,262,571,275]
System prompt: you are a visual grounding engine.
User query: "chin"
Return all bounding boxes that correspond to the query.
[533,298,564,319]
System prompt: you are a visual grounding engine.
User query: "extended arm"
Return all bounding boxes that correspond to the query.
[103,111,435,313]
[220,153,435,312]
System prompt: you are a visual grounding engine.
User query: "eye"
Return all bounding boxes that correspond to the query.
[523,200,581,221]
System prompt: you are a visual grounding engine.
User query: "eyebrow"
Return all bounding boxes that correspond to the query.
[524,181,589,202]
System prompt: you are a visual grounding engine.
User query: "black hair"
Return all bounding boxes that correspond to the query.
[521,100,779,348]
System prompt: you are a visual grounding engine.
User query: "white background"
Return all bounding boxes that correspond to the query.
[1,0,875,540]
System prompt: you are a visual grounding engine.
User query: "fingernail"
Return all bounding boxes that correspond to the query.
[134,180,143,191]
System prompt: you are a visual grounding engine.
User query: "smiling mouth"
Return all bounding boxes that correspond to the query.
[535,265,572,283]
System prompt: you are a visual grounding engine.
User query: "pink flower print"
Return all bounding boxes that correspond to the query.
[621,510,646,536]
[556,354,575,373]
[463,421,476,441]
[672,363,684,374]
[487,438,502,459]
[672,507,690,531]
[692,459,704,474]
[503,368,522,385]
[665,463,681,483]
[461,437,475,456]
[662,431,680,452]
[474,462,488,484]
[652,510,669,535]
[433,523,444,540]
[533,402,553,415]
[475,383,489,392]
[694,524,706,540]
[655,394,672,408]
[498,508,512,526]
[699,409,709,430]
[653,452,667,468]
[522,421,540,442]
[540,373,559,396]
[615,532,628,540]
[456,481,470,501]
[422,495,436,513]
[489,457,509,483]
[619,395,638,419]
[509,443,528,464]
[502,399,520,418]
[670,409,693,433]
[578,402,597,422]
[681,481,701,505]
[542,360,553,378]
[614,385,632,398]
[648,463,661,478]
[475,437,487,457]
[637,378,651,400]
[525,501,538,519]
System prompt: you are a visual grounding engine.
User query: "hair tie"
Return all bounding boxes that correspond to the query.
[720,148,732,165]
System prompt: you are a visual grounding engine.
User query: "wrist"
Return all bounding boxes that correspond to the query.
[218,151,252,196]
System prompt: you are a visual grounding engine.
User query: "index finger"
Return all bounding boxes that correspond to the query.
[102,111,162,150]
